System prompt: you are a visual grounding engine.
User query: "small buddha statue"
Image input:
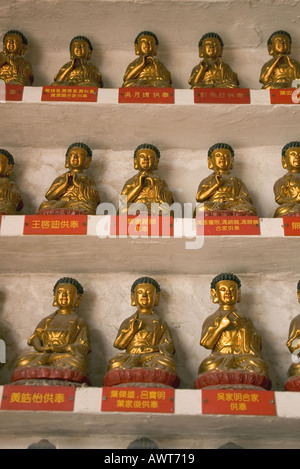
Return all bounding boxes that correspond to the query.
[0,149,23,215]
[195,273,271,390]
[119,143,174,216]
[273,141,300,217]
[122,31,172,88]
[195,143,257,216]
[103,277,180,388]
[188,33,239,89]
[259,30,300,89]
[38,142,100,215]
[11,277,91,386]
[0,30,33,85]
[52,35,103,87]
[285,281,300,391]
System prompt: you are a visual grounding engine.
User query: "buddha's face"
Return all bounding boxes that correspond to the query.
[132,283,159,311]
[135,35,158,56]
[270,34,291,56]
[0,154,13,177]
[71,39,91,60]
[3,34,24,55]
[209,147,233,172]
[283,147,300,172]
[200,37,222,59]
[66,147,90,172]
[54,283,80,311]
[212,280,240,306]
[134,148,158,172]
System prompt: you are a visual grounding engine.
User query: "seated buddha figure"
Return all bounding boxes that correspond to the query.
[52,35,103,87]
[188,33,239,89]
[285,281,300,391]
[260,30,300,89]
[0,30,33,85]
[195,273,271,390]
[11,277,91,385]
[0,149,23,215]
[273,141,300,217]
[122,31,172,88]
[38,142,100,215]
[103,277,180,388]
[195,143,257,216]
[119,143,174,216]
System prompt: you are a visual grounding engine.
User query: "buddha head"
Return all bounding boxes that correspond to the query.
[134,31,159,57]
[267,30,292,57]
[70,35,93,61]
[0,149,14,177]
[133,143,160,172]
[207,142,234,173]
[210,273,241,306]
[281,141,300,173]
[199,33,224,60]
[131,276,161,311]
[65,142,93,172]
[2,30,28,56]
[53,277,84,311]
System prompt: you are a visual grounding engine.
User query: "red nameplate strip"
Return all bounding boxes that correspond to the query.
[119,87,174,104]
[194,88,250,104]
[101,386,175,413]
[196,216,260,235]
[1,385,75,411]
[110,215,174,236]
[282,216,300,236]
[41,86,98,102]
[5,84,24,101]
[270,88,300,104]
[202,389,276,416]
[23,215,88,235]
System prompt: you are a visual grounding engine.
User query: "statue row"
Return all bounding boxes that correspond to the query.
[1,29,300,90]
[0,140,299,218]
[6,274,300,392]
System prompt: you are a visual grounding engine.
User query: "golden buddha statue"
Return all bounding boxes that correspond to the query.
[38,142,100,215]
[0,30,33,85]
[188,33,239,89]
[11,277,91,385]
[119,143,174,215]
[195,273,271,390]
[122,31,172,88]
[52,36,103,87]
[103,277,180,387]
[260,30,300,89]
[286,281,300,391]
[0,149,23,215]
[273,141,300,217]
[195,143,257,216]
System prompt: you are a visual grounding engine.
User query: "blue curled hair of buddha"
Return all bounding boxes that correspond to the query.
[199,32,224,48]
[131,277,161,293]
[267,30,291,45]
[208,143,234,158]
[70,35,93,51]
[3,30,28,45]
[134,31,159,45]
[134,143,160,159]
[0,149,14,165]
[53,277,84,295]
[66,142,92,158]
[297,280,300,291]
[211,273,241,290]
[281,141,300,156]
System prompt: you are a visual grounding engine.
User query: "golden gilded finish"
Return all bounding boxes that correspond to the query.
[15,278,90,375]
[122,31,172,88]
[0,30,33,85]
[198,274,269,376]
[119,144,174,215]
[195,143,257,216]
[107,277,177,374]
[38,142,100,215]
[0,149,23,215]
[260,30,300,89]
[52,36,103,87]
[273,141,300,217]
[188,33,239,89]
[286,282,300,379]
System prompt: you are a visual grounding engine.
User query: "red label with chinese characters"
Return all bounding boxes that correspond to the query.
[196,216,260,235]
[282,216,300,235]
[5,84,24,101]
[194,88,250,104]
[202,389,276,416]
[270,88,300,104]
[41,86,98,102]
[23,215,88,235]
[1,385,75,411]
[110,215,174,236]
[101,386,175,413]
[118,87,174,103]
